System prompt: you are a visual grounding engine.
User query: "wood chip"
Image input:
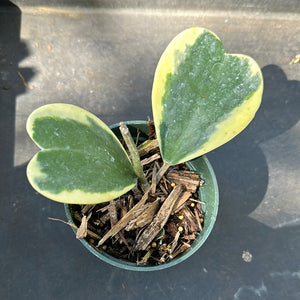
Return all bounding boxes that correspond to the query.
[141,153,161,166]
[182,233,197,241]
[128,195,134,210]
[48,216,101,240]
[177,207,201,233]
[169,231,180,254]
[162,175,169,191]
[125,200,160,231]
[135,129,140,146]
[151,165,157,194]
[82,204,95,215]
[99,212,110,224]
[194,208,203,231]
[137,139,159,157]
[97,204,109,213]
[147,116,156,140]
[171,242,191,258]
[156,162,171,182]
[134,185,184,251]
[159,183,169,195]
[290,54,300,64]
[76,212,92,239]
[108,200,118,227]
[167,170,201,193]
[120,200,128,218]
[97,189,151,246]
[172,191,192,213]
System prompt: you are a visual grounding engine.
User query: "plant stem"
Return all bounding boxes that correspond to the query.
[119,122,150,191]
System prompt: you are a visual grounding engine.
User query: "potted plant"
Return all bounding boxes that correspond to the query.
[26,27,263,270]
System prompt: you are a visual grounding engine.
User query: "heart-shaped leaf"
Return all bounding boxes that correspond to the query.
[26,104,137,204]
[152,27,263,165]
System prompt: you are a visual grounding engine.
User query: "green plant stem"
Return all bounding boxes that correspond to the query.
[119,122,150,191]
[156,161,171,182]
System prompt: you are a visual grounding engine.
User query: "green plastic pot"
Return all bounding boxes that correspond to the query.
[64,121,219,271]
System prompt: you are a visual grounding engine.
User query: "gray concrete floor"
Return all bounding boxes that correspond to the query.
[1,1,299,299]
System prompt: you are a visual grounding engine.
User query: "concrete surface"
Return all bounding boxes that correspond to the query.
[1,1,299,299]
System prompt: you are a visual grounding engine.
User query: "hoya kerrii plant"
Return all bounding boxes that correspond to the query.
[26,27,263,264]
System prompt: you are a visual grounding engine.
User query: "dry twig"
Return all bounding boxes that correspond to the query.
[134,185,184,251]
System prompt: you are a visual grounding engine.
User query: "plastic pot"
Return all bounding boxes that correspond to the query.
[65,121,219,271]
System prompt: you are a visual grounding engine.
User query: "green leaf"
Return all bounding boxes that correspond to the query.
[26,104,137,204]
[152,27,263,165]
